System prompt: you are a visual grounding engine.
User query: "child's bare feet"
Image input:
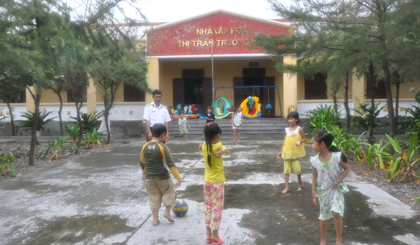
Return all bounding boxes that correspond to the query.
[163,214,174,222]
[237,139,241,142]
[152,219,160,226]
[298,179,304,187]
[320,239,326,245]
[336,241,342,245]
[233,139,236,142]
[186,139,189,142]
[281,188,289,194]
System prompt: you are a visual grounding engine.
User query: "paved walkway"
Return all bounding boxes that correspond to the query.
[1,136,419,245]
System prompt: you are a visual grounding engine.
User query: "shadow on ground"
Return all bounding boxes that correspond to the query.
[181,184,420,245]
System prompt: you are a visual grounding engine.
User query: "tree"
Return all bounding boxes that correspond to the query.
[1,0,66,166]
[89,36,149,144]
[258,0,420,138]
[63,0,151,145]
[0,75,30,136]
[0,11,34,136]
[48,75,66,136]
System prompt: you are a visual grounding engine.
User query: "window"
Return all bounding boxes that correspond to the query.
[304,73,327,99]
[124,83,145,102]
[366,80,387,99]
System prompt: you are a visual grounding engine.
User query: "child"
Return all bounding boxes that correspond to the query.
[199,122,228,245]
[277,111,306,194]
[140,123,182,226]
[231,106,244,142]
[310,130,350,245]
[205,106,215,123]
[178,112,191,141]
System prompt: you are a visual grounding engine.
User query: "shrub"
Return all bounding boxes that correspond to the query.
[352,103,387,133]
[18,109,56,132]
[404,105,420,137]
[386,133,420,182]
[65,124,80,143]
[0,152,16,177]
[83,128,104,148]
[36,137,78,160]
[305,104,341,132]
[71,111,103,133]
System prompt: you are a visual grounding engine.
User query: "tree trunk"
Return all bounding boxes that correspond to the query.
[29,94,41,166]
[368,62,375,145]
[58,93,63,136]
[75,101,84,151]
[344,72,350,131]
[395,78,400,133]
[105,110,111,144]
[103,96,111,144]
[333,95,338,114]
[382,59,396,137]
[6,101,15,136]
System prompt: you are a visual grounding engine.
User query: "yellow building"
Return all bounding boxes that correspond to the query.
[0,10,418,121]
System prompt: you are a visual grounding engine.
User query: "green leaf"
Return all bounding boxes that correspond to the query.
[389,157,402,180]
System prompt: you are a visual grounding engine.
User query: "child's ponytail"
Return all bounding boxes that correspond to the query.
[313,130,347,162]
[312,130,334,149]
[203,122,222,168]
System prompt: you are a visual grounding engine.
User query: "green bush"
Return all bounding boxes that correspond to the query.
[83,128,105,148]
[18,109,56,132]
[71,111,104,133]
[36,137,78,160]
[0,152,16,177]
[352,103,387,132]
[386,133,420,182]
[65,124,80,143]
[404,105,420,136]
[305,104,341,132]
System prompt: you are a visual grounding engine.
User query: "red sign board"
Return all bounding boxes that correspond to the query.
[147,11,290,56]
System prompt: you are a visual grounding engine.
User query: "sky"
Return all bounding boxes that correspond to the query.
[129,0,293,23]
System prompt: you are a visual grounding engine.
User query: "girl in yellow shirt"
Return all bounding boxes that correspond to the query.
[200,122,228,245]
[277,111,306,194]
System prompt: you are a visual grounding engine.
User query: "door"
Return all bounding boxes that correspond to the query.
[233,77,244,108]
[263,77,275,117]
[173,78,184,106]
[203,77,213,109]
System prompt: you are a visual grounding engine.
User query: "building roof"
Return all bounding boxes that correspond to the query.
[148,9,290,32]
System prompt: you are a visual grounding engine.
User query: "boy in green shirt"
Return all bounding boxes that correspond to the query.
[140,123,182,226]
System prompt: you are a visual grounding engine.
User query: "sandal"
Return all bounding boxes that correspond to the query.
[206,238,213,244]
[212,237,224,245]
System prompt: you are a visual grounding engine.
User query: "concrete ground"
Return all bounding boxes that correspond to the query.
[1,136,419,245]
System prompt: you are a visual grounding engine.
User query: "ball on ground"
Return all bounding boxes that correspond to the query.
[172,199,188,217]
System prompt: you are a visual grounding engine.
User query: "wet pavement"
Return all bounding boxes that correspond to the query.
[1,136,419,245]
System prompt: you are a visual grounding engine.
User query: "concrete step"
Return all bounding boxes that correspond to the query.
[169,118,289,136]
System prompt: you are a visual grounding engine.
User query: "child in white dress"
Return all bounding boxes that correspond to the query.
[231,107,243,142]
[310,130,350,245]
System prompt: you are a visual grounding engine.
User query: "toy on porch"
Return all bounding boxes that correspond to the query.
[171,103,200,119]
[241,96,262,118]
[214,97,233,119]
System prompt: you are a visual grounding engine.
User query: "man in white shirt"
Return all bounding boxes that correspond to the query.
[143,89,171,142]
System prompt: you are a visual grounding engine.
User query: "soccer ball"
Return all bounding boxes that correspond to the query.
[172,199,188,217]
